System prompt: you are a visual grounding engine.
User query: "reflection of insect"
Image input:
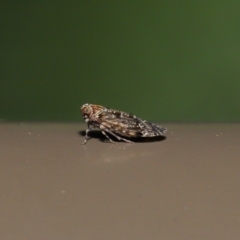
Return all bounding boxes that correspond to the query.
[81,103,167,144]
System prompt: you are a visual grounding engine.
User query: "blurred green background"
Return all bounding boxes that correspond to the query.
[1,1,240,122]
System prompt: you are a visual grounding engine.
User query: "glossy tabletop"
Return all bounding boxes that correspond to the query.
[0,123,240,240]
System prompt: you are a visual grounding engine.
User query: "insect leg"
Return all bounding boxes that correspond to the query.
[103,129,134,143]
[82,124,93,145]
[101,131,116,144]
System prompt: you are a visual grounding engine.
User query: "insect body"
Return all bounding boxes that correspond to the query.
[81,103,167,144]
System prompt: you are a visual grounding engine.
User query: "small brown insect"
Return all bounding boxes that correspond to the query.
[81,103,167,144]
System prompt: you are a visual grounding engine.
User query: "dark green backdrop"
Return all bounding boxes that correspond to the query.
[1,1,240,122]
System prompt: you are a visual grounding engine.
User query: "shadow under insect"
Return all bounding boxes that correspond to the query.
[78,130,166,143]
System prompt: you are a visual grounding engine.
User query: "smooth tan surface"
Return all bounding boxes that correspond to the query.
[1,123,240,240]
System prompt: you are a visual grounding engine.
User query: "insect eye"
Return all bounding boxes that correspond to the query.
[81,106,91,115]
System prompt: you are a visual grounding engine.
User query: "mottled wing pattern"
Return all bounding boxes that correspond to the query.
[97,109,166,138]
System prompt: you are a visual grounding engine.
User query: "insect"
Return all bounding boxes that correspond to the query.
[81,103,167,144]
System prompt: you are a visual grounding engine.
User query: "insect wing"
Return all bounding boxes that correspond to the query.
[98,110,165,138]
